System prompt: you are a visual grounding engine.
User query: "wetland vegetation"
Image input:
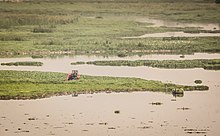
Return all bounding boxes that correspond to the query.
[1,61,43,66]
[0,70,208,100]
[73,59,220,70]
[194,80,202,84]
[0,0,220,57]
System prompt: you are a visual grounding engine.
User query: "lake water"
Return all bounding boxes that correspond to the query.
[137,18,220,31]
[0,53,219,85]
[122,32,220,39]
[0,54,220,136]
[121,18,220,39]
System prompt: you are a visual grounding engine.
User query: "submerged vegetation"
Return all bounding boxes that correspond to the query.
[0,70,208,100]
[1,61,43,66]
[0,0,220,57]
[75,59,220,70]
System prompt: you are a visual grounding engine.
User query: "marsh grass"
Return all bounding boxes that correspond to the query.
[0,0,220,57]
[0,70,208,99]
[195,80,202,84]
[1,61,43,66]
[80,59,220,70]
[32,26,53,33]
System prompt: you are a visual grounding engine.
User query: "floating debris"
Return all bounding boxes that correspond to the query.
[150,102,163,105]
[194,80,202,84]
[177,107,190,110]
[72,93,78,97]
[108,127,116,129]
[82,130,88,131]
[184,128,209,134]
[21,130,29,133]
[114,110,120,114]
[86,123,94,125]
[99,122,108,125]
[64,122,74,125]
[138,126,151,129]
[180,55,185,58]
[28,117,37,121]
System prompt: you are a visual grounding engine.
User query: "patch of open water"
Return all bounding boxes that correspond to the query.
[121,18,220,38]
[137,18,220,30]
[122,31,220,39]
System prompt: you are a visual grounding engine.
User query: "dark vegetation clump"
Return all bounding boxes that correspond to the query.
[33,26,53,33]
[114,110,120,114]
[1,61,43,66]
[71,61,85,65]
[117,53,127,58]
[96,16,103,19]
[82,59,220,70]
[31,55,44,59]
[194,80,202,84]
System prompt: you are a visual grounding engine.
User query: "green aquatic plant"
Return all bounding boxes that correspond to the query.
[194,80,202,84]
[79,59,220,70]
[0,70,209,100]
[32,26,53,33]
[0,0,220,57]
[31,55,44,59]
[71,61,86,65]
[1,61,43,66]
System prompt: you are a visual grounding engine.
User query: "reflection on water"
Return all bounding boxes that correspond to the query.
[0,54,220,136]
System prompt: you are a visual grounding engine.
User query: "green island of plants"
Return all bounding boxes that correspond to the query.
[0,70,208,100]
[74,59,220,70]
[1,61,43,66]
[194,80,202,84]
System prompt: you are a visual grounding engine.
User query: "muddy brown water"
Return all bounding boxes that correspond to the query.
[0,54,220,136]
[122,31,220,39]
[0,53,220,85]
[137,18,220,31]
